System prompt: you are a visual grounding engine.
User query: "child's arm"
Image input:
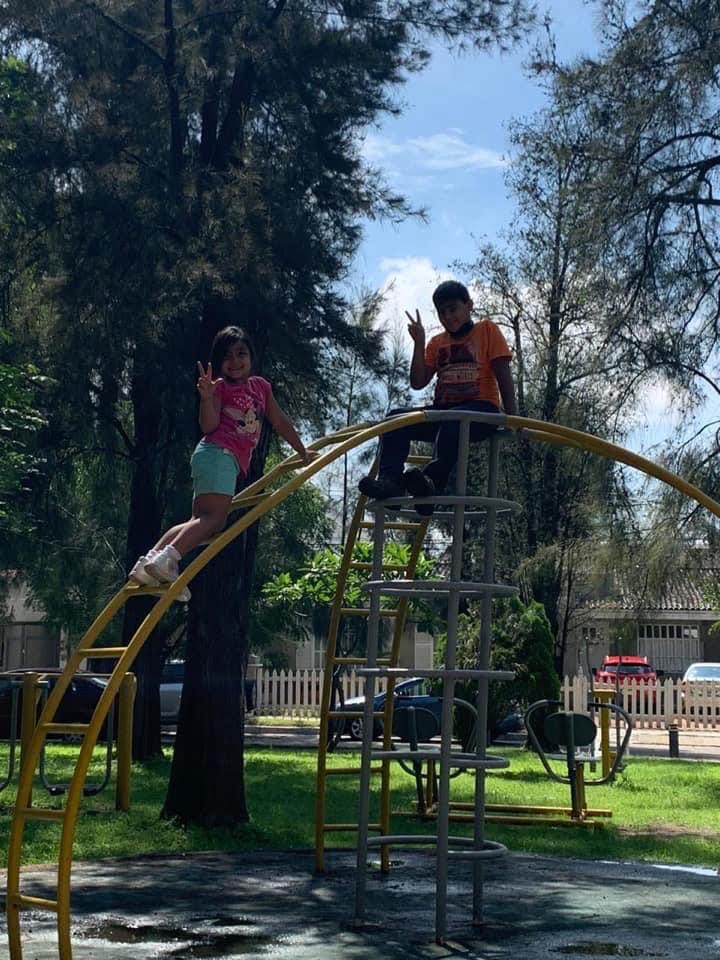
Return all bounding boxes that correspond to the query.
[265,393,314,464]
[406,309,434,389]
[491,357,516,415]
[197,362,222,433]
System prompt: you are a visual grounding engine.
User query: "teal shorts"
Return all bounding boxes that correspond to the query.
[190,441,240,497]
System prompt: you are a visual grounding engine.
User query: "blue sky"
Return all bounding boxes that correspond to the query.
[349,1,708,455]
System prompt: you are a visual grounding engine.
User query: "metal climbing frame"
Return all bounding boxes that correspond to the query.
[353,412,520,943]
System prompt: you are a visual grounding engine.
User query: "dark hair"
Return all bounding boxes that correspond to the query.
[209,325,255,373]
[432,280,471,306]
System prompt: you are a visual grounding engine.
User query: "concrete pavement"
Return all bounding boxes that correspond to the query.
[1,849,718,959]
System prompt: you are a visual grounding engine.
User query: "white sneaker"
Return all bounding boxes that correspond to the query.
[175,586,191,603]
[145,546,180,583]
[129,553,160,586]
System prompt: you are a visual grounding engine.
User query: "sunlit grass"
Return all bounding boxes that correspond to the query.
[0,743,717,868]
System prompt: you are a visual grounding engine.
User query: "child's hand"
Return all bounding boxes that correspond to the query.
[406,309,425,346]
[196,361,221,399]
[298,449,319,466]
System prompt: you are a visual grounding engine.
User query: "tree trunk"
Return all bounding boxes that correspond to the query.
[162,430,269,826]
[124,369,164,760]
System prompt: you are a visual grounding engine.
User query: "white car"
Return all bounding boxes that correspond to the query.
[160,660,185,724]
[681,662,720,717]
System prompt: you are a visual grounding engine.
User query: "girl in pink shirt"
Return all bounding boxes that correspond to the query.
[129,326,313,598]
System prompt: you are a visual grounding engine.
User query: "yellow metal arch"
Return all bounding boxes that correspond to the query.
[6,411,720,960]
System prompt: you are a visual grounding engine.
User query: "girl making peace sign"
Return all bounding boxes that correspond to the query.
[129,326,313,598]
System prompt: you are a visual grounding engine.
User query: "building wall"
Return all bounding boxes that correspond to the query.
[1,580,60,670]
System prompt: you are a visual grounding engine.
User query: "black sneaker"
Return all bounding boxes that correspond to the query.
[358,475,405,500]
[403,468,436,516]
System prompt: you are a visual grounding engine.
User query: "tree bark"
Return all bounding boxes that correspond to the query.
[162,423,269,826]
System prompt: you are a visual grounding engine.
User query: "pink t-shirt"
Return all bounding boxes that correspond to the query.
[203,376,272,475]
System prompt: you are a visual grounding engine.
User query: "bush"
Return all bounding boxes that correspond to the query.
[436,596,559,746]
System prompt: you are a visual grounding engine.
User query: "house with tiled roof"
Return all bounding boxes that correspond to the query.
[565,568,720,677]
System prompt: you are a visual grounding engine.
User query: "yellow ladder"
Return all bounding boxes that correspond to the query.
[314,457,430,872]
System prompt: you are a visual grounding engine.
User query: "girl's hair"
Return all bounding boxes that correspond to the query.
[209,325,255,373]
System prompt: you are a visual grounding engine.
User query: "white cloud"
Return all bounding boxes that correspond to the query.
[634,379,682,431]
[363,130,505,175]
[375,256,455,349]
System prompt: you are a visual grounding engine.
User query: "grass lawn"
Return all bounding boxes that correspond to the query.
[0,743,718,869]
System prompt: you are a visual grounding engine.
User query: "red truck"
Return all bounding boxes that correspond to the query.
[594,655,657,686]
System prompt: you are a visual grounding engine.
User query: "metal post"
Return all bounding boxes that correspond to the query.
[116,673,136,811]
[435,419,471,943]
[354,507,386,921]
[472,431,500,925]
[19,673,41,780]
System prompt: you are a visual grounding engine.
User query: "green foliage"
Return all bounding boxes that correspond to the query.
[0,335,47,535]
[437,596,559,741]
[261,540,439,658]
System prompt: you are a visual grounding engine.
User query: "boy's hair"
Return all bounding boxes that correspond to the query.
[209,325,255,372]
[432,280,471,306]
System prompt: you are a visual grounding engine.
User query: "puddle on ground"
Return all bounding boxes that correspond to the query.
[554,945,664,957]
[79,921,273,956]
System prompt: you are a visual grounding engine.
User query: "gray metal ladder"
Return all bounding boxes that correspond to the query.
[353,411,521,942]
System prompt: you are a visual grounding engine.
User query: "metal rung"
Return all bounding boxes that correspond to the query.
[328,711,385,719]
[324,823,383,833]
[359,521,421,531]
[370,750,509,770]
[42,723,90,736]
[325,767,384,776]
[84,647,127,658]
[12,894,59,912]
[17,808,65,822]
[340,608,399,618]
[349,562,408,572]
[332,657,392,666]
[406,455,432,464]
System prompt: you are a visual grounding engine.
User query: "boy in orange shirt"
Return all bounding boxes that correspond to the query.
[358,280,515,514]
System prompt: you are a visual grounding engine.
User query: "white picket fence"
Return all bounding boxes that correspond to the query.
[254,668,720,729]
[255,668,387,717]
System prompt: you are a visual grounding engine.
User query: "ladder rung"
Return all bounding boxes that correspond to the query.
[17,807,66,822]
[359,521,421,531]
[325,767,385,776]
[328,711,385,719]
[340,608,399,618]
[332,657,392,665]
[349,563,408,572]
[41,723,90,736]
[12,894,59,912]
[323,823,383,833]
[85,647,127,658]
[406,455,432,465]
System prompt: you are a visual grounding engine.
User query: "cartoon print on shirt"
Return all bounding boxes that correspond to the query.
[224,405,263,435]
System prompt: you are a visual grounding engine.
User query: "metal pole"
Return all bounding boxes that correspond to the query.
[354,507,386,921]
[472,431,500,924]
[435,419,471,943]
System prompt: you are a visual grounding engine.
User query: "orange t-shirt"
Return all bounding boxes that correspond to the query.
[424,320,511,407]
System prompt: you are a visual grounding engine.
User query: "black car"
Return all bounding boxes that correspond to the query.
[337,676,444,742]
[0,671,111,740]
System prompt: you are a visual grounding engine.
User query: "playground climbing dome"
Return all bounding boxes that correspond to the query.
[5,411,720,960]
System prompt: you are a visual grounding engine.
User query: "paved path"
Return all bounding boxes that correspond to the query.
[242,723,720,761]
[1,849,718,959]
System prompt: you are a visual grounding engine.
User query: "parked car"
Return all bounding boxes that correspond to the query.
[680,662,720,716]
[160,660,185,724]
[594,655,657,686]
[0,670,111,740]
[337,676,443,742]
[160,660,257,724]
[682,662,720,683]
